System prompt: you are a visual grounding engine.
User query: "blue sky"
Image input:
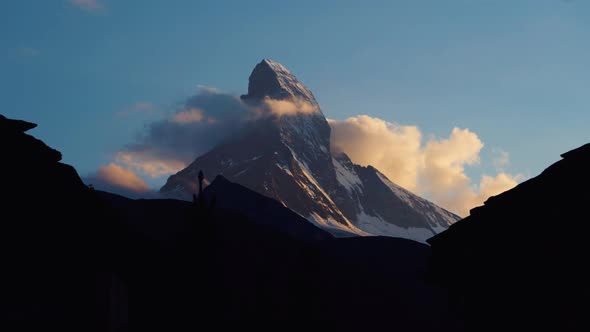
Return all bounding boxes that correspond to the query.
[1,0,589,205]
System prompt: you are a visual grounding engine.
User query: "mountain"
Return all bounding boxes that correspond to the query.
[428,143,590,331]
[161,59,459,242]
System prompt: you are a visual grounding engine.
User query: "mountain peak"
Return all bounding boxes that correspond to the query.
[242,59,317,104]
[162,61,458,243]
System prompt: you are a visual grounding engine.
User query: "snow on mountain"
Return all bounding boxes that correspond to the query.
[161,59,460,242]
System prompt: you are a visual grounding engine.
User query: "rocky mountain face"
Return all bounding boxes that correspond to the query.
[161,59,459,242]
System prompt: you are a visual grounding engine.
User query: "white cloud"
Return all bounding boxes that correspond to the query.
[492,148,510,171]
[329,115,523,216]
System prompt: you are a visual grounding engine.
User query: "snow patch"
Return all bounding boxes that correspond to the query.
[355,211,435,244]
[333,157,363,195]
[308,212,369,237]
[275,163,293,177]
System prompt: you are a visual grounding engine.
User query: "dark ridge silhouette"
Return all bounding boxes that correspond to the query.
[0,114,112,331]
[428,142,590,331]
[97,189,462,330]
[202,175,333,241]
[8,112,589,330]
[1,114,464,330]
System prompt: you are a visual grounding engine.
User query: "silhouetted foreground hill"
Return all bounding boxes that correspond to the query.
[0,115,111,331]
[202,175,333,241]
[99,183,461,330]
[1,114,463,330]
[429,143,590,331]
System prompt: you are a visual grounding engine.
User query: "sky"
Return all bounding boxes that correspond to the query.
[1,0,589,215]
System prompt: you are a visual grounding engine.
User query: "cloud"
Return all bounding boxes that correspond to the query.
[328,115,422,191]
[84,163,159,198]
[492,148,510,171]
[107,85,520,216]
[479,173,521,199]
[116,151,186,177]
[97,163,149,192]
[329,115,523,216]
[111,87,317,183]
[69,0,103,11]
[196,85,220,94]
[171,107,216,124]
[117,102,156,117]
[260,98,316,116]
[115,87,251,179]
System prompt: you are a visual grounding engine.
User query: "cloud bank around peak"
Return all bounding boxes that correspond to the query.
[260,98,317,116]
[112,88,320,184]
[329,115,522,216]
[97,86,521,213]
[114,87,251,179]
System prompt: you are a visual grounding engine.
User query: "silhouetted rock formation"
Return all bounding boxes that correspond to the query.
[428,143,590,331]
[0,115,111,331]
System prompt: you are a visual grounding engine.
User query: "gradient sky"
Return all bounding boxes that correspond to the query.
[2,0,589,201]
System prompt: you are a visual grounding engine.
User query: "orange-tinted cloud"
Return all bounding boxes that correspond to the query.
[172,108,204,123]
[328,115,422,191]
[329,115,523,216]
[96,163,150,193]
[259,98,316,117]
[171,107,216,124]
[116,152,186,178]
